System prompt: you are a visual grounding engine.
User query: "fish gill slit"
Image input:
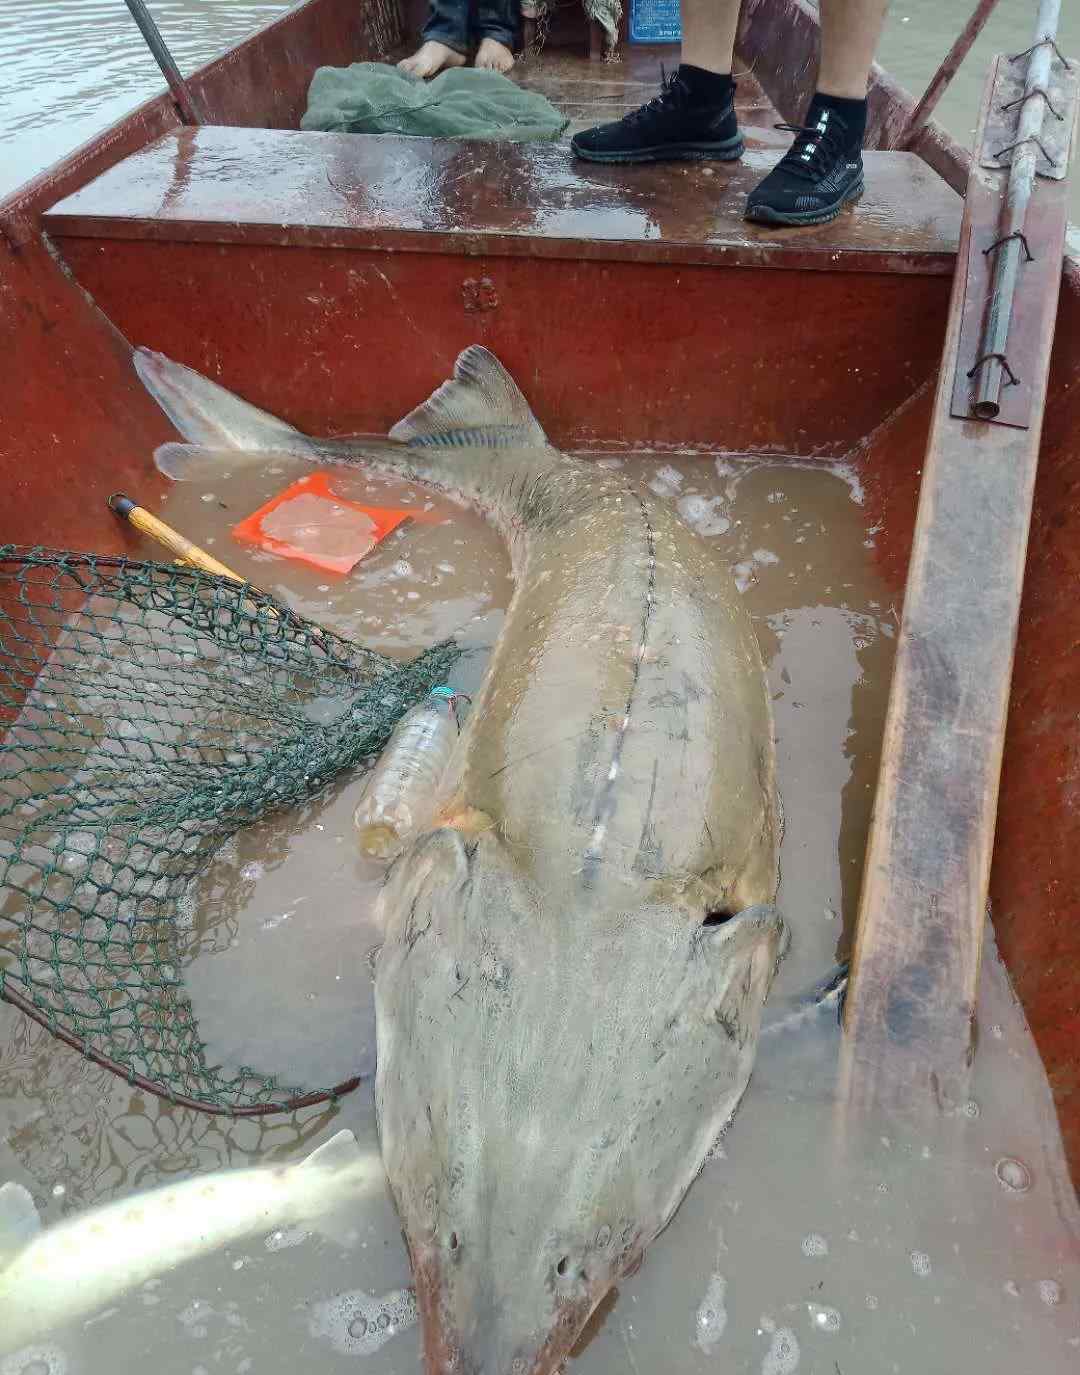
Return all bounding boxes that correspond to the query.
[582,490,657,875]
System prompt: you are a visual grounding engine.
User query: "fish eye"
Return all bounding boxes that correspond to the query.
[556,1255,572,1277]
[448,1231,460,1252]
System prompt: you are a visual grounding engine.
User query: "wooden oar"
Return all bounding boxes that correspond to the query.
[838,27,1077,1115]
[109,493,256,586]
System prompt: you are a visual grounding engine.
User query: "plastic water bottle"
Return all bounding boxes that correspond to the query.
[354,687,462,859]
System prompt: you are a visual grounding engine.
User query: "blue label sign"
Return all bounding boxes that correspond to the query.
[629,0,681,43]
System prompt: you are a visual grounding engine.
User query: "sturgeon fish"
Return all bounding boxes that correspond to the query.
[0,1131,383,1354]
[134,345,786,1375]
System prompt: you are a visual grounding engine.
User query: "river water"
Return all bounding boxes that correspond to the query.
[1,0,1079,205]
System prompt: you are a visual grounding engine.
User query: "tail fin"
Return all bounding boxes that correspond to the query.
[134,349,317,455]
[153,442,310,483]
[390,347,546,450]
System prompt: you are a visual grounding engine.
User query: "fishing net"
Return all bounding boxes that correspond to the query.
[0,548,460,1115]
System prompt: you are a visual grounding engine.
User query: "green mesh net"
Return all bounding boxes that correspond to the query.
[0,547,460,1115]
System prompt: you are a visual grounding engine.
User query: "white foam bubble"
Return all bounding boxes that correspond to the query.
[309,1287,418,1355]
[995,1157,1032,1192]
[733,561,756,594]
[676,494,730,538]
[694,1273,728,1352]
[1039,1279,1064,1307]
[265,1225,310,1252]
[240,861,264,883]
[822,459,865,505]
[910,1251,932,1278]
[808,1303,842,1333]
[752,549,780,565]
[178,1298,210,1339]
[801,1232,829,1258]
[648,465,685,497]
[761,1325,800,1374]
[0,1347,69,1375]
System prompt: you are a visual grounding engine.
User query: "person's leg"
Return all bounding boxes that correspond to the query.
[398,0,469,79]
[680,0,742,79]
[818,0,889,98]
[572,0,744,165]
[472,0,518,72]
[745,0,889,225]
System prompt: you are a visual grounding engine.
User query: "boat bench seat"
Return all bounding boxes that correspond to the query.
[44,126,962,276]
[40,124,964,450]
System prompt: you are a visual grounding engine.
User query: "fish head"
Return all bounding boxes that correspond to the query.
[374,826,785,1375]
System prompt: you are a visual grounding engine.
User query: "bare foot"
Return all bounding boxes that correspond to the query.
[397,41,466,79]
[475,37,514,73]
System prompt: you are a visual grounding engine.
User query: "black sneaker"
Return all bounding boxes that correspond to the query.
[745,106,864,225]
[571,67,743,165]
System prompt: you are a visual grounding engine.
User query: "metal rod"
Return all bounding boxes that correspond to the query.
[121,0,207,125]
[972,0,1064,419]
[901,0,1003,147]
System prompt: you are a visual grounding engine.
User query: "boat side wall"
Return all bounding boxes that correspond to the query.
[741,0,1080,1191]
[0,0,400,555]
[851,268,1080,1180]
[992,262,1080,1176]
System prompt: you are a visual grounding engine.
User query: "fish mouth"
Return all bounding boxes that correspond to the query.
[411,1249,601,1375]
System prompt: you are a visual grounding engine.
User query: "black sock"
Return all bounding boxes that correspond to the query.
[677,64,735,107]
[806,91,867,150]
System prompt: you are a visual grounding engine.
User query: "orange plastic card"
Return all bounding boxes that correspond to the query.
[232,473,414,575]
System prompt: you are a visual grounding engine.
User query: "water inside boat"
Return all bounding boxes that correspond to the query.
[2,1,1079,1370]
[2,448,1078,1373]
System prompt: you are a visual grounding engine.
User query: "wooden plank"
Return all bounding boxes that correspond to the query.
[838,66,1076,1114]
[43,128,962,276]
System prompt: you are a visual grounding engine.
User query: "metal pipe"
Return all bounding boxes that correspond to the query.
[121,0,207,125]
[972,0,1065,419]
[901,0,1003,147]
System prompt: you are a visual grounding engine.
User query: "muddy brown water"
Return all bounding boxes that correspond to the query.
[1,450,1078,1374]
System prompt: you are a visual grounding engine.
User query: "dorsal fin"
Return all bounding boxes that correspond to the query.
[389,347,547,450]
[0,1182,41,1267]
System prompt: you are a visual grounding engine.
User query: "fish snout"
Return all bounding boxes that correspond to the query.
[413,1247,603,1375]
